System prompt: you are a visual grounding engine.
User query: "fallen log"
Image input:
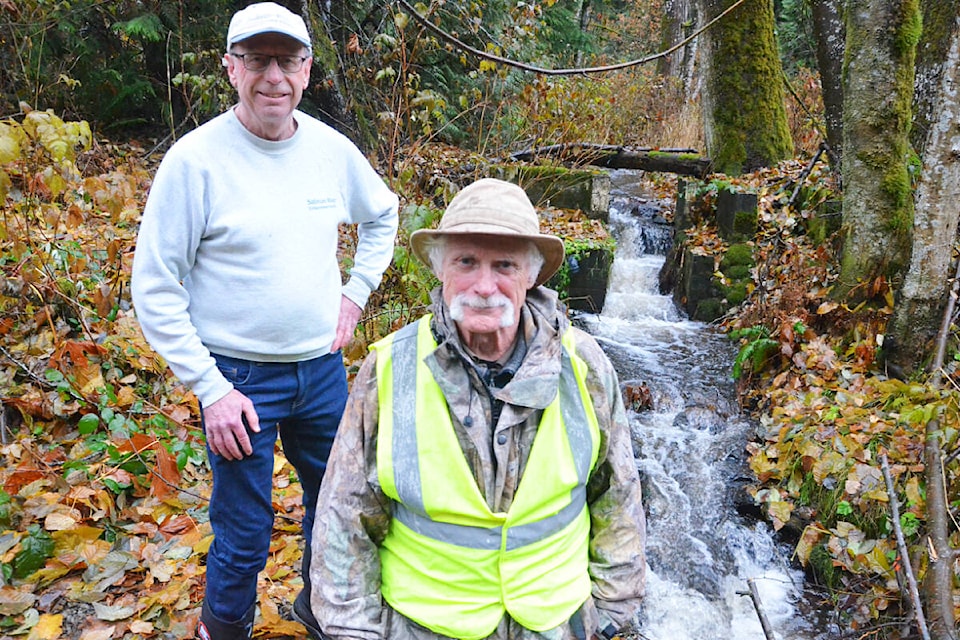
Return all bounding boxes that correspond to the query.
[508,143,712,178]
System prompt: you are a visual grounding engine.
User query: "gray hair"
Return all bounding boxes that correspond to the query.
[422,236,545,288]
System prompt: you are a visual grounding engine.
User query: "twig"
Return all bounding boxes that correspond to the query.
[742,578,777,640]
[787,143,826,209]
[931,253,960,382]
[880,454,932,640]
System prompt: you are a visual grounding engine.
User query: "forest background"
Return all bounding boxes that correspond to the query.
[0,0,958,639]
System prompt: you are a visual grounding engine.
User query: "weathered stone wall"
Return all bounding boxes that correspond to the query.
[662,181,758,322]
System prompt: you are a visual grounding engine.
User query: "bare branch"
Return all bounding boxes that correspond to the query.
[395,0,749,76]
[881,453,932,640]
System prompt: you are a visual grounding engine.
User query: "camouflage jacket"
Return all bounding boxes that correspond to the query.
[310,287,646,640]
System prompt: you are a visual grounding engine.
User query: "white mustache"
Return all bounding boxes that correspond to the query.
[450,293,515,328]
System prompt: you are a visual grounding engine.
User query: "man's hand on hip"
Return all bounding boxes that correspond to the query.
[203,389,260,460]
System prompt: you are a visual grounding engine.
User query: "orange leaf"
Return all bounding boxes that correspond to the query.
[4,468,46,494]
[116,432,156,455]
[65,203,84,229]
[149,442,180,500]
[159,514,197,538]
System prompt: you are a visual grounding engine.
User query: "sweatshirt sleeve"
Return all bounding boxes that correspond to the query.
[130,145,233,406]
[337,143,399,310]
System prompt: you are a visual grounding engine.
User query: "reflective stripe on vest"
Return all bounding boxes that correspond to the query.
[372,316,601,638]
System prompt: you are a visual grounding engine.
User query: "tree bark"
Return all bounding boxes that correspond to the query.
[301,0,372,148]
[888,15,960,373]
[658,0,698,91]
[835,0,919,302]
[697,0,793,175]
[911,0,960,155]
[809,0,844,171]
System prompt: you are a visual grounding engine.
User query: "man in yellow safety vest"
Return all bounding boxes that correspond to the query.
[299,178,646,640]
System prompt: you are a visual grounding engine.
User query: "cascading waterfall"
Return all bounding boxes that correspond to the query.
[574,170,835,640]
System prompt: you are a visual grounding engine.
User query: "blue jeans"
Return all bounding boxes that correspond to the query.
[202,351,347,623]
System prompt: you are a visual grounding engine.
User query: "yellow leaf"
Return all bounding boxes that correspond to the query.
[259,594,309,637]
[0,168,10,204]
[795,525,825,566]
[27,613,63,640]
[816,301,839,314]
[0,129,21,164]
[767,500,793,528]
[194,534,214,555]
[905,476,923,507]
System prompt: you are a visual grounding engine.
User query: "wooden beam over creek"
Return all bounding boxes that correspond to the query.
[508,143,712,178]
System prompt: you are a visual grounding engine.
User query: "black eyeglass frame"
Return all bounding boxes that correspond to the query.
[229,52,310,74]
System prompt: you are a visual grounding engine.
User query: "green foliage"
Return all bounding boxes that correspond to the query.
[12,525,54,579]
[113,13,165,43]
[0,491,12,530]
[0,0,234,133]
[774,0,816,72]
[729,325,779,379]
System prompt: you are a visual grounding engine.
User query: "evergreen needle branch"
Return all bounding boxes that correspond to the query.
[395,0,749,76]
[880,453,932,640]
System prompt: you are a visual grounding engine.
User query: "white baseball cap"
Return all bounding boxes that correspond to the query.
[227,2,311,49]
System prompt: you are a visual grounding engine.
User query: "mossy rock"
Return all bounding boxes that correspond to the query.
[694,298,727,322]
[720,281,748,305]
[721,243,754,268]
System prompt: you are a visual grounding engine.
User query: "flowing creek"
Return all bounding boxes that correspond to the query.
[573,170,835,639]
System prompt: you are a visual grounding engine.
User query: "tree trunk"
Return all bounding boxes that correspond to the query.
[835,0,919,302]
[697,0,793,175]
[574,0,591,67]
[888,16,960,373]
[658,0,697,89]
[301,0,369,148]
[911,0,960,155]
[809,0,844,171]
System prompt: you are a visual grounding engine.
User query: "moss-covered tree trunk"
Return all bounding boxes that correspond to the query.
[835,0,920,302]
[697,0,793,175]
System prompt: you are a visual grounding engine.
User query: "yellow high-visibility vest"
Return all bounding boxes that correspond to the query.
[372,315,601,639]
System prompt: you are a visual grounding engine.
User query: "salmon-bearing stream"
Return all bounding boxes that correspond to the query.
[573,170,836,639]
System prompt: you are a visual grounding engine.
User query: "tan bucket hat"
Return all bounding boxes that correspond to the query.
[410,178,565,288]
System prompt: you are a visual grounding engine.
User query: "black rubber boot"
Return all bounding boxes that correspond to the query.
[291,550,324,639]
[196,600,255,640]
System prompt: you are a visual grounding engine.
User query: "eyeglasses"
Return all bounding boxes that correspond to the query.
[230,52,309,73]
